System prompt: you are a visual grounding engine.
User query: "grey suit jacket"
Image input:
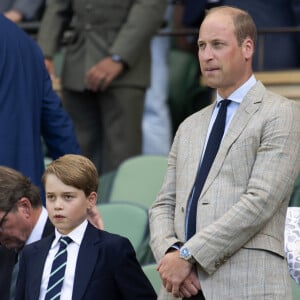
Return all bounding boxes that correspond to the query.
[37,0,167,91]
[149,81,300,299]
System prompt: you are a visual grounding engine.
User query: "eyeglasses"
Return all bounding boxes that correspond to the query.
[0,205,14,232]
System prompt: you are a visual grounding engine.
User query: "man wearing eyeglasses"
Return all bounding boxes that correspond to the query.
[0,166,54,300]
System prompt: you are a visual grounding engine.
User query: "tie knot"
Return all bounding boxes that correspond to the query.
[219,99,231,107]
[59,236,72,248]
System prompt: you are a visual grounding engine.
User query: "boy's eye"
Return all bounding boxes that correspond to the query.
[46,194,55,201]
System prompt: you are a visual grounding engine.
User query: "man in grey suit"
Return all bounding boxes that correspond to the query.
[37,0,167,174]
[149,6,300,300]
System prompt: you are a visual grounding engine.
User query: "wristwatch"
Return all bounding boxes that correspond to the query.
[111,54,128,69]
[179,246,196,264]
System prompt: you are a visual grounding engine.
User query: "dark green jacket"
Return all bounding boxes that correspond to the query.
[37,0,167,91]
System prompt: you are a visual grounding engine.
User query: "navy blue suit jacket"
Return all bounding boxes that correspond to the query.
[15,223,157,300]
[0,15,80,197]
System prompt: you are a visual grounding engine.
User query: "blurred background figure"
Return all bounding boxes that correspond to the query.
[0,0,46,23]
[0,14,80,201]
[223,0,300,70]
[179,0,300,71]
[37,0,167,174]
[142,4,173,156]
[167,0,221,134]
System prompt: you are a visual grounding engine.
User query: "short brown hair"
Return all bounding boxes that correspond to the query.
[42,154,99,197]
[0,166,41,211]
[206,6,257,47]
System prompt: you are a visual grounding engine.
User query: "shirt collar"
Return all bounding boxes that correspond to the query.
[26,206,48,246]
[52,219,88,248]
[216,75,257,105]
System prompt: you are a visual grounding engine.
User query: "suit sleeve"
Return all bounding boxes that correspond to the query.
[37,0,73,57]
[114,238,157,300]
[149,127,184,261]
[109,0,167,67]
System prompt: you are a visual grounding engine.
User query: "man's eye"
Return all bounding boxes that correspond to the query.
[212,42,224,48]
[198,43,205,50]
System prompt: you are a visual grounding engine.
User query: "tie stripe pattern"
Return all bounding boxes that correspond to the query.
[187,100,231,239]
[45,236,73,300]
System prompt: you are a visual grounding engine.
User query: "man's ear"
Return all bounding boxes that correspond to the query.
[242,37,254,60]
[17,197,32,218]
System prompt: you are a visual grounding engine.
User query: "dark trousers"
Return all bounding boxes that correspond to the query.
[63,87,145,173]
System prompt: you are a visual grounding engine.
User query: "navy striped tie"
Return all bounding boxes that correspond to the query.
[45,236,73,300]
[187,100,231,239]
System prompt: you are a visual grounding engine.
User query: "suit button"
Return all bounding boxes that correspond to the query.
[181,207,184,213]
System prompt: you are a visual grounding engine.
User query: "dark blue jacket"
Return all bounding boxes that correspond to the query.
[15,223,157,300]
[0,15,80,195]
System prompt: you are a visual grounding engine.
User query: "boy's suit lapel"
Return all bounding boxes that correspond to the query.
[42,218,55,237]
[30,235,54,299]
[72,223,102,300]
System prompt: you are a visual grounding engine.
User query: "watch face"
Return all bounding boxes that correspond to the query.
[180,247,190,258]
[111,54,122,63]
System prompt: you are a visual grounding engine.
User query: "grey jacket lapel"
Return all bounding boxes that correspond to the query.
[199,81,265,199]
[188,105,215,196]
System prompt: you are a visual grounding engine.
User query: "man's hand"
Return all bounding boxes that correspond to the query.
[4,10,23,23]
[157,250,194,298]
[44,58,56,80]
[85,57,124,92]
[87,206,104,230]
[178,268,201,298]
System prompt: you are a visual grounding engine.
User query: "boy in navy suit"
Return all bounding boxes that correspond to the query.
[15,154,157,300]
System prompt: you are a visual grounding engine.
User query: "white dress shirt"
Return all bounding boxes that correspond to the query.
[39,220,88,300]
[26,206,48,246]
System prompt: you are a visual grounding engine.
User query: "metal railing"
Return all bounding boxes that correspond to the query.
[18,22,300,72]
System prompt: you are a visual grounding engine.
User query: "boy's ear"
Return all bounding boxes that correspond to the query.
[87,191,97,209]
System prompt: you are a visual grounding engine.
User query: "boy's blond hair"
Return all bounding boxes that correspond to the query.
[42,154,98,197]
